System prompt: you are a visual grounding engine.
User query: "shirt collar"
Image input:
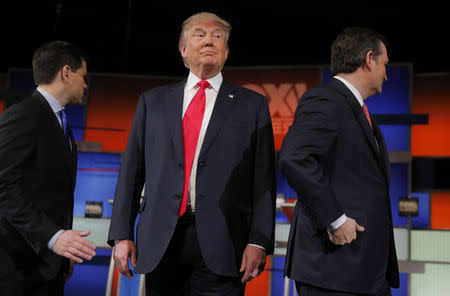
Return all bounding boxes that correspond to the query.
[36,87,64,113]
[334,76,364,107]
[186,71,223,93]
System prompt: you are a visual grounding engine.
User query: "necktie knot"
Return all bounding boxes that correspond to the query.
[197,80,210,90]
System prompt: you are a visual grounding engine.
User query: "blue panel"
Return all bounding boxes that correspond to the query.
[277,170,297,199]
[411,192,430,229]
[66,104,86,141]
[271,256,297,296]
[74,152,121,217]
[390,164,409,227]
[65,249,111,296]
[379,125,409,151]
[391,272,408,296]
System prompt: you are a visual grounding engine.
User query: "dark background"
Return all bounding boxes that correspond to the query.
[3,1,449,76]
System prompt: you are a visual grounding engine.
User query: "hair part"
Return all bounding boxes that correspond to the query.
[32,41,87,85]
[330,27,387,76]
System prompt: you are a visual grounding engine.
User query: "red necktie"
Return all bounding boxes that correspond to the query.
[362,103,372,129]
[179,80,210,217]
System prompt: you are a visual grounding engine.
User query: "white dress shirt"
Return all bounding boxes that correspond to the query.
[182,71,222,212]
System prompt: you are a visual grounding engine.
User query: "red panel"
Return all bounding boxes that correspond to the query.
[412,74,450,156]
[223,67,321,150]
[84,75,179,152]
[431,192,450,229]
[245,256,271,296]
[0,101,4,115]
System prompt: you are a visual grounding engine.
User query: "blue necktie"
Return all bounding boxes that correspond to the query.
[59,109,71,150]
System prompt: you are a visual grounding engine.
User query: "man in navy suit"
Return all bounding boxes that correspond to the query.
[0,41,96,295]
[279,27,399,296]
[107,12,276,295]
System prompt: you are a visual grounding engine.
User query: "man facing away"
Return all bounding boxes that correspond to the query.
[0,41,96,296]
[107,12,276,296]
[279,27,399,296]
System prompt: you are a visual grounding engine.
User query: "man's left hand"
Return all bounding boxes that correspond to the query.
[239,245,266,283]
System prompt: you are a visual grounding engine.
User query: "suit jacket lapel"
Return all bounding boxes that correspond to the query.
[199,80,237,159]
[34,92,77,178]
[167,80,186,167]
[373,119,390,183]
[329,79,380,160]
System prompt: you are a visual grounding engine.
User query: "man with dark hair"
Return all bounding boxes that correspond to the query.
[279,27,399,295]
[0,41,96,295]
[108,12,276,296]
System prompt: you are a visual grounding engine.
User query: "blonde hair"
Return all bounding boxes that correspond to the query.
[178,12,231,67]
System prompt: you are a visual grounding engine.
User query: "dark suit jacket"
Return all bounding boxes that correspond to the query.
[0,91,77,280]
[107,79,276,277]
[279,78,399,294]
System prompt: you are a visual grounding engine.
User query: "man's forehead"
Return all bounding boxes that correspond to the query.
[189,20,226,31]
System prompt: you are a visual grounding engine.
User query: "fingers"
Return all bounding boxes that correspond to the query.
[240,245,266,283]
[52,230,96,263]
[113,241,136,279]
[356,223,365,232]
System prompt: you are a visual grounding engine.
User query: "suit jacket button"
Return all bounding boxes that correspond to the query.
[198,161,205,166]
[174,194,181,200]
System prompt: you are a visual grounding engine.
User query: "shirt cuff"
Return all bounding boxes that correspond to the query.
[328,214,347,232]
[248,244,265,251]
[48,229,64,249]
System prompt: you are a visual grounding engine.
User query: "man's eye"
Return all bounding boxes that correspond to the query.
[194,33,204,38]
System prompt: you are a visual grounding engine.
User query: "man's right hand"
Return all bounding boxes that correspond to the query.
[52,230,96,263]
[328,217,364,245]
[113,240,137,279]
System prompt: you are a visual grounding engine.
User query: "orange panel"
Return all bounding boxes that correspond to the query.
[245,256,271,296]
[223,67,321,150]
[431,192,450,229]
[84,75,179,152]
[412,74,450,156]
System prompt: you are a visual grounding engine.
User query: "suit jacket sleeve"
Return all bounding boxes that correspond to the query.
[278,93,344,229]
[107,95,146,246]
[248,97,276,254]
[0,105,60,244]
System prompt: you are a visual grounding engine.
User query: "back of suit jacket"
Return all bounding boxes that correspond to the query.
[108,80,276,277]
[0,91,77,280]
[279,78,399,294]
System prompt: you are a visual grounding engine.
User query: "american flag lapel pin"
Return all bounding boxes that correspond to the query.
[228,94,234,100]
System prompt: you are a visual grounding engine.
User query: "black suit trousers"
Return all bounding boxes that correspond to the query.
[0,249,65,296]
[145,212,245,296]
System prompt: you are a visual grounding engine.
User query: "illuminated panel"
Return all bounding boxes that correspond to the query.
[411,230,450,262]
[223,67,322,150]
[412,74,450,156]
[431,192,450,229]
[84,74,179,152]
[410,263,450,296]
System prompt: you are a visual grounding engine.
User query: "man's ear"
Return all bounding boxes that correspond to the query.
[363,50,374,71]
[60,65,71,83]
